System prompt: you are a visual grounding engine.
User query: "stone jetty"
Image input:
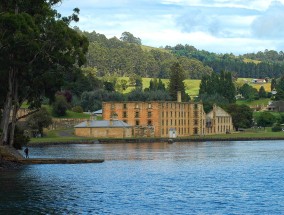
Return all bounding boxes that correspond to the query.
[0,146,104,168]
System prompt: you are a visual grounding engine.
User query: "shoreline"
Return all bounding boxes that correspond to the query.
[28,136,284,146]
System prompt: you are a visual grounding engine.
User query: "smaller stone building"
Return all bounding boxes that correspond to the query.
[74,119,132,138]
[206,105,234,135]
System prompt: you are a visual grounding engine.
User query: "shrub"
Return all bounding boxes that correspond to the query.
[71,106,83,113]
[52,95,68,117]
[272,123,282,132]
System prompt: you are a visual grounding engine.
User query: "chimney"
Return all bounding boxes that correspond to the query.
[177,91,181,102]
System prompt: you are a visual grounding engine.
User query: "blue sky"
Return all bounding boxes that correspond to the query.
[56,0,284,55]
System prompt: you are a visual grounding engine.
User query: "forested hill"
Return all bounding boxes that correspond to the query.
[79,29,284,79]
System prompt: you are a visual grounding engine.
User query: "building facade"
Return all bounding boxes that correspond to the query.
[102,99,233,138]
[74,119,132,138]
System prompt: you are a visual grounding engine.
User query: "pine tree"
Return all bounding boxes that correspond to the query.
[168,62,190,101]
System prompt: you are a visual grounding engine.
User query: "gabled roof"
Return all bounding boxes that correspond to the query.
[75,120,132,128]
[207,106,231,118]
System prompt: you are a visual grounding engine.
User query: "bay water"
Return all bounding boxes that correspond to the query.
[1,140,284,214]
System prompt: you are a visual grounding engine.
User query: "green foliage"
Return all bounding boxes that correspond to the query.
[258,86,267,98]
[197,93,229,113]
[168,62,190,101]
[71,106,83,113]
[127,89,171,101]
[81,89,125,111]
[224,104,253,130]
[167,45,284,78]
[239,83,258,100]
[199,71,236,104]
[13,126,30,150]
[271,78,277,91]
[0,1,88,145]
[275,76,284,100]
[120,31,142,45]
[256,112,277,127]
[52,95,69,117]
[271,123,282,132]
[26,107,52,137]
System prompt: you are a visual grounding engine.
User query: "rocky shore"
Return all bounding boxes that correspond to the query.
[0,146,24,171]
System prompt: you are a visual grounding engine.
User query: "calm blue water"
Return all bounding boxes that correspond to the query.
[1,141,284,214]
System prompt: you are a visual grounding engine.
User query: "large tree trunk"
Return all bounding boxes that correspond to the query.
[9,78,19,147]
[0,68,17,146]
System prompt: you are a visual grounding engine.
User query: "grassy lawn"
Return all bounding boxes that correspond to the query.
[236,98,270,106]
[119,77,200,96]
[30,128,93,143]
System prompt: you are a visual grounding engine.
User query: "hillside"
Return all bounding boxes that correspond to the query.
[116,77,270,97]
[80,29,284,80]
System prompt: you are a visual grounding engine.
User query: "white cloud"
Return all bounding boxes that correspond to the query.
[57,0,284,54]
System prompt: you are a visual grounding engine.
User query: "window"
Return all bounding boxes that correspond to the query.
[148,112,152,118]
[135,112,139,118]
[194,111,198,117]
[194,127,198,134]
[135,103,139,109]
[148,103,152,108]
[148,120,152,126]
[136,120,140,126]
[123,103,127,109]
[123,111,127,118]
[194,119,198,125]
[194,104,198,109]
[123,120,127,123]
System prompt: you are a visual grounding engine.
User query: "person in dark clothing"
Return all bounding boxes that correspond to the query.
[24,147,29,158]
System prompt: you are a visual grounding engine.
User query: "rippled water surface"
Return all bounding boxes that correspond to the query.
[1,141,284,214]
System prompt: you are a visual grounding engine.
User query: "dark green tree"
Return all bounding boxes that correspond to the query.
[271,78,277,91]
[258,86,267,98]
[168,62,190,101]
[0,1,88,146]
[26,107,52,137]
[224,104,253,130]
[52,95,69,117]
[256,112,276,128]
[275,76,284,100]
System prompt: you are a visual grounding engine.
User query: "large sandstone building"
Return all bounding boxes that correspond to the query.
[102,93,234,138]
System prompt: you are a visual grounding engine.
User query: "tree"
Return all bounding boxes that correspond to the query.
[271,78,277,91]
[52,95,69,117]
[275,76,284,100]
[239,83,258,100]
[26,107,52,137]
[224,104,253,130]
[258,86,267,98]
[0,1,88,146]
[168,62,190,101]
[256,112,276,128]
[120,31,142,45]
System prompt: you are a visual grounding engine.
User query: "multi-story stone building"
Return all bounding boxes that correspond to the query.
[102,93,234,138]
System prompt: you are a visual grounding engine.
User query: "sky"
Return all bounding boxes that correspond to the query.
[56,0,284,55]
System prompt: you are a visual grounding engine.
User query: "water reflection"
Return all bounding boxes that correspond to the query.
[2,140,284,214]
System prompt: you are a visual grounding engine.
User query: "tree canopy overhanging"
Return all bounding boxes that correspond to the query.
[0,1,88,146]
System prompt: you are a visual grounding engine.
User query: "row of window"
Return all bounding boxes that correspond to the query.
[161,119,199,126]
[112,102,199,110]
[161,111,199,118]
[122,111,152,118]
[217,117,231,124]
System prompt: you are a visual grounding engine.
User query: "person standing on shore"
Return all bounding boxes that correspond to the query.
[24,147,29,158]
